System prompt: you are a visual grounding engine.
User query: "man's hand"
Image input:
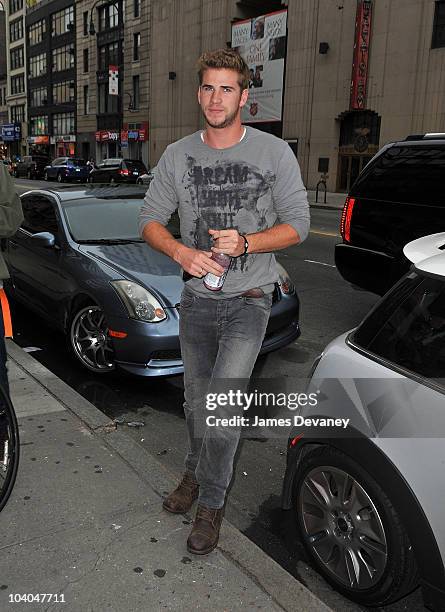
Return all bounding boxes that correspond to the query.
[173,244,225,277]
[209,229,245,257]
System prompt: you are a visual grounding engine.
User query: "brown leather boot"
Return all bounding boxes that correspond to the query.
[162,472,199,514]
[187,503,224,555]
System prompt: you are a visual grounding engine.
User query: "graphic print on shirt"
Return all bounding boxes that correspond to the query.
[183,156,276,272]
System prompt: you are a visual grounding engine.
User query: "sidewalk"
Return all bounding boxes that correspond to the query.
[1,340,332,612]
[307,190,345,211]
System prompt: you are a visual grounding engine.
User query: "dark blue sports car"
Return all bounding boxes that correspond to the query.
[3,186,301,377]
[43,157,90,183]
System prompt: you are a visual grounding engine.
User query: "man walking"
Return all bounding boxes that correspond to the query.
[0,163,24,394]
[139,49,309,555]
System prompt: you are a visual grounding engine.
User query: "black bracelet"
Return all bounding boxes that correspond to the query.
[239,234,249,256]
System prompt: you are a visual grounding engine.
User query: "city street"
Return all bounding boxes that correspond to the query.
[8,179,426,611]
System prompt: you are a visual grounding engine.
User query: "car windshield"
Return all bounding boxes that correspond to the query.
[67,158,86,167]
[62,197,180,241]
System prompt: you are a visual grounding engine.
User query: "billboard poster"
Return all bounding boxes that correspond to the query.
[231,9,287,123]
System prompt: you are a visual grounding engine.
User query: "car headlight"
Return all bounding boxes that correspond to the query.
[111,281,166,322]
[276,263,296,294]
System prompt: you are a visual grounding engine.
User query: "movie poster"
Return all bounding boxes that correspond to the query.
[231,9,287,123]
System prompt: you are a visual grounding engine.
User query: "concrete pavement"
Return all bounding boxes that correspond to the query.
[1,340,332,612]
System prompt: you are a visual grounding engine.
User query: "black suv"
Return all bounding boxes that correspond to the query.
[15,155,49,179]
[335,133,445,295]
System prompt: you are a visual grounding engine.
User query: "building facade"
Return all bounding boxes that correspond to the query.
[147,0,445,192]
[4,0,27,158]
[75,0,150,166]
[26,0,76,158]
[0,10,8,159]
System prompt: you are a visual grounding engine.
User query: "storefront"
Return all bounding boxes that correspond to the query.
[95,130,120,162]
[51,135,76,158]
[27,135,50,157]
[1,123,22,160]
[121,123,148,164]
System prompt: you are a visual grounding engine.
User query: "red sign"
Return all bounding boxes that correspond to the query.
[95,130,119,142]
[350,0,372,110]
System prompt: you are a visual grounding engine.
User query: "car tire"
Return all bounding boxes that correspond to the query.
[70,305,115,373]
[136,178,143,185]
[0,384,20,514]
[292,445,418,607]
[57,172,64,183]
[44,171,49,181]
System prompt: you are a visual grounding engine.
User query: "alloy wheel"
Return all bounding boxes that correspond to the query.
[298,465,388,591]
[70,306,115,373]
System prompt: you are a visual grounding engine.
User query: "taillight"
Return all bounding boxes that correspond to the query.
[340,196,356,242]
[119,169,130,176]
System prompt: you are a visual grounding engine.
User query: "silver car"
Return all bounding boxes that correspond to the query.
[282,232,445,610]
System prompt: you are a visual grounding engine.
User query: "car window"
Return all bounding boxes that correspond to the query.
[21,195,60,237]
[352,144,445,206]
[352,273,445,381]
[52,158,62,166]
[67,158,86,167]
[124,160,147,172]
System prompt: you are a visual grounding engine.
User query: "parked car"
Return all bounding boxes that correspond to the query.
[136,166,156,186]
[336,133,445,295]
[43,157,90,183]
[3,185,301,376]
[89,158,147,184]
[15,155,49,179]
[282,232,445,610]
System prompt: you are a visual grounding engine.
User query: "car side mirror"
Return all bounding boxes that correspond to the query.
[31,232,56,248]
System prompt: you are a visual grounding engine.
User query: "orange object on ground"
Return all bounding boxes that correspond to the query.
[0,289,12,338]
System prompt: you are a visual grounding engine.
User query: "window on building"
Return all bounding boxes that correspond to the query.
[28,20,47,46]
[83,11,89,36]
[10,46,24,70]
[30,115,48,136]
[98,3,119,31]
[98,41,120,70]
[9,0,23,16]
[132,75,140,109]
[134,0,140,18]
[29,86,48,107]
[9,18,23,43]
[53,112,75,135]
[133,32,140,61]
[432,1,445,48]
[97,82,118,114]
[51,6,75,37]
[83,48,89,72]
[10,74,25,95]
[52,44,75,73]
[10,105,25,123]
[53,81,75,104]
[83,85,90,115]
[29,53,47,78]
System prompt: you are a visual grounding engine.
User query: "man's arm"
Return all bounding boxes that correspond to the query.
[0,165,24,237]
[142,221,224,277]
[210,223,299,257]
[211,143,309,257]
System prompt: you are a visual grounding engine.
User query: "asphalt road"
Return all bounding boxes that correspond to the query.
[9,179,425,612]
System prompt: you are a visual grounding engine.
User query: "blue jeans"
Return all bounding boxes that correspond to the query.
[179,285,272,509]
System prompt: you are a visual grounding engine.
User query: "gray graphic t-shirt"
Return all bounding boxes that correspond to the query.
[139,126,310,298]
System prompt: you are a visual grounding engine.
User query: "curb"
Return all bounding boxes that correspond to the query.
[7,340,333,612]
